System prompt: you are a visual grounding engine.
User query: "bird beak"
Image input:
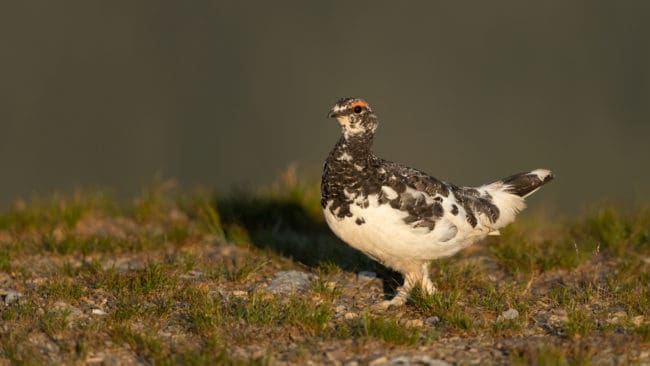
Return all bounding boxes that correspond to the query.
[327,106,341,118]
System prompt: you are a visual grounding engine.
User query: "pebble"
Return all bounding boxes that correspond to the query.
[548,310,569,326]
[326,349,347,363]
[91,308,108,316]
[52,301,84,318]
[404,319,423,328]
[411,356,453,366]
[335,305,347,314]
[497,308,519,321]
[0,289,20,304]
[344,312,359,320]
[390,355,410,365]
[368,355,388,366]
[267,270,312,294]
[179,270,203,279]
[357,271,377,282]
[425,316,440,325]
[607,311,627,324]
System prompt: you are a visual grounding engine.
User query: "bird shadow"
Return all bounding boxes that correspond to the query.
[216,192,402,297]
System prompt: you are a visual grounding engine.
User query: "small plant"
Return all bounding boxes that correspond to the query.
[565,307,597,338]
[410,286,473,330]
[178,286,223,335]
[348,314,421,345]
[110,325,165,364]
[41,309,71,337]
[636,323,650,343]
[41,279,84,301]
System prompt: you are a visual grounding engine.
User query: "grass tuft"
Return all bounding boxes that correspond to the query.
[345,314,423,345]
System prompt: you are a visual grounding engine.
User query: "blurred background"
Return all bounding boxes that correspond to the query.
[1,1,649,212]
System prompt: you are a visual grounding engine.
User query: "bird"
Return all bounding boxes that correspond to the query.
[320,97,554,308]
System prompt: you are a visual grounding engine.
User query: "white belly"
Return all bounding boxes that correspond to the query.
[323,194,484,268]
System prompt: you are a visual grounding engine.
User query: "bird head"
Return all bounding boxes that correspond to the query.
[327,97,378,138]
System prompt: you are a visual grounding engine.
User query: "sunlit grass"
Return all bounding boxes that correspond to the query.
[0,174,649,364]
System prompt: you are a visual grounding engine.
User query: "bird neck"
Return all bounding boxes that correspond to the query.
[334,132,374,162]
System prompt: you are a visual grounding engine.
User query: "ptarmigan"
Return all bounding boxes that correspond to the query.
[321,97,554,308]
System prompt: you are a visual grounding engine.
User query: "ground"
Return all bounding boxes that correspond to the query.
[0,171,649,365]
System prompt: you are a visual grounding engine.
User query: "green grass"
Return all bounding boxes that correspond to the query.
[40,279,85,301]
[345,314,424,346]
[511,342,592,366]
[1,173,649,364]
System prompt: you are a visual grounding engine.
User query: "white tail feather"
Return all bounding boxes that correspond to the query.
[481,182,527,229]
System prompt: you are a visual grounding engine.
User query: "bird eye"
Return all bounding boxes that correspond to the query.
[353,106,363,114]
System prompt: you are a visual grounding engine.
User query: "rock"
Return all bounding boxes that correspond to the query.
[334,305,347,314]
[425,316,440,325]
[179,270,203,279]
[497,308,519,321]
[368,354,388,366]
[633,315,644,326]
[357,271,377,282]
[411,356,453,366]
[267,270,312,294]
[344,312,359,320]
[102,257,145,272]
[52,301,84,319]
[91,308,108,316]
[404,319,423,327]
[548,310,569,327]
[607,311,627,324]
[0,289,20,304]
[231,290,248,297]
[390,355,410,366]
[326,349,347,363]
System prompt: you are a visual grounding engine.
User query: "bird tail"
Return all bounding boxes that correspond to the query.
[480,169,554,230]
[499,169,555,198]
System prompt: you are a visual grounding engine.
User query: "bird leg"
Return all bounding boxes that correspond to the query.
[418,262,437,295]
[373,263,437,309]
[374,274,414,309]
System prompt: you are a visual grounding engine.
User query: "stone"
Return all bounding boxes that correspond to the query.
[404,319,423,327]
[91,308,108,316]
[357,271,377,282]
[179,270,203,279]
[425,316,440,325]
[607,311,627,324]
[405,356,452,366]
[52,301,84,319]
[548,310,569,326]
[267,270,312,294]
[390,355,410,366]
[497,308,519,321]
[344,312,359,320]
[368,354,388,366]
[335,305,347,314]
[0,289,20,304]
[326,349,347,363]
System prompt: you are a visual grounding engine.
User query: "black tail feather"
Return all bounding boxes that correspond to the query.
[501,170,554,197]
